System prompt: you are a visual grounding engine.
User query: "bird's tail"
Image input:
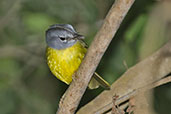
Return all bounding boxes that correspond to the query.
[88,72,110,90]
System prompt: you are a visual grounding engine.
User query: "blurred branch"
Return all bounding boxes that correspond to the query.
[57,0,135,114]
[0,45,46,82]
[0,45,44,62]
[78,40,171,114]
[139,0,171,59]
[0,0,21,31]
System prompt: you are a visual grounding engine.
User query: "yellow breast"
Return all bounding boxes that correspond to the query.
[46,41,87,84]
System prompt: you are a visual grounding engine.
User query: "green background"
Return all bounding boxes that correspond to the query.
[0,0,170,113]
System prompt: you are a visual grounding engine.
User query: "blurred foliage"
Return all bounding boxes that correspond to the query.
[0,0,171,114]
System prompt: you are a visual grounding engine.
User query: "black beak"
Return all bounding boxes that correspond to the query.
[74,33,85,40]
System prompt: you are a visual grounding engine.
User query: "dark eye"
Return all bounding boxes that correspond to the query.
[59,37,67,42]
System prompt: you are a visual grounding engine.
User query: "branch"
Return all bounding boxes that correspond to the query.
[0,45,44,62]
[77,40,171,114]
[57,0,135,114]
[0,0,21,31]
[95,76,171,114]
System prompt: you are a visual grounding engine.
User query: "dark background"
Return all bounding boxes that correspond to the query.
[0,0,170,113]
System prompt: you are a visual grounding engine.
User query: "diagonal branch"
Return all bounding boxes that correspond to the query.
[56,0,135,114]
[95,76,171,114]
[78,40,171,114]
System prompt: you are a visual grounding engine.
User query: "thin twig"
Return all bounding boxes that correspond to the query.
[112,95,125,114]
[57,0,135,114]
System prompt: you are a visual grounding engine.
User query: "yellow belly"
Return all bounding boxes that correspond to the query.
[46,41,87,84]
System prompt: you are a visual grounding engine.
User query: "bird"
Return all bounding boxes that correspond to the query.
[45,24,110,89]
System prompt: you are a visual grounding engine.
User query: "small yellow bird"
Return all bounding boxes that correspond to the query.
[45,24,110,89]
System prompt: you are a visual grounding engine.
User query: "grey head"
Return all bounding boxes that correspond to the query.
[46,24,84,50]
